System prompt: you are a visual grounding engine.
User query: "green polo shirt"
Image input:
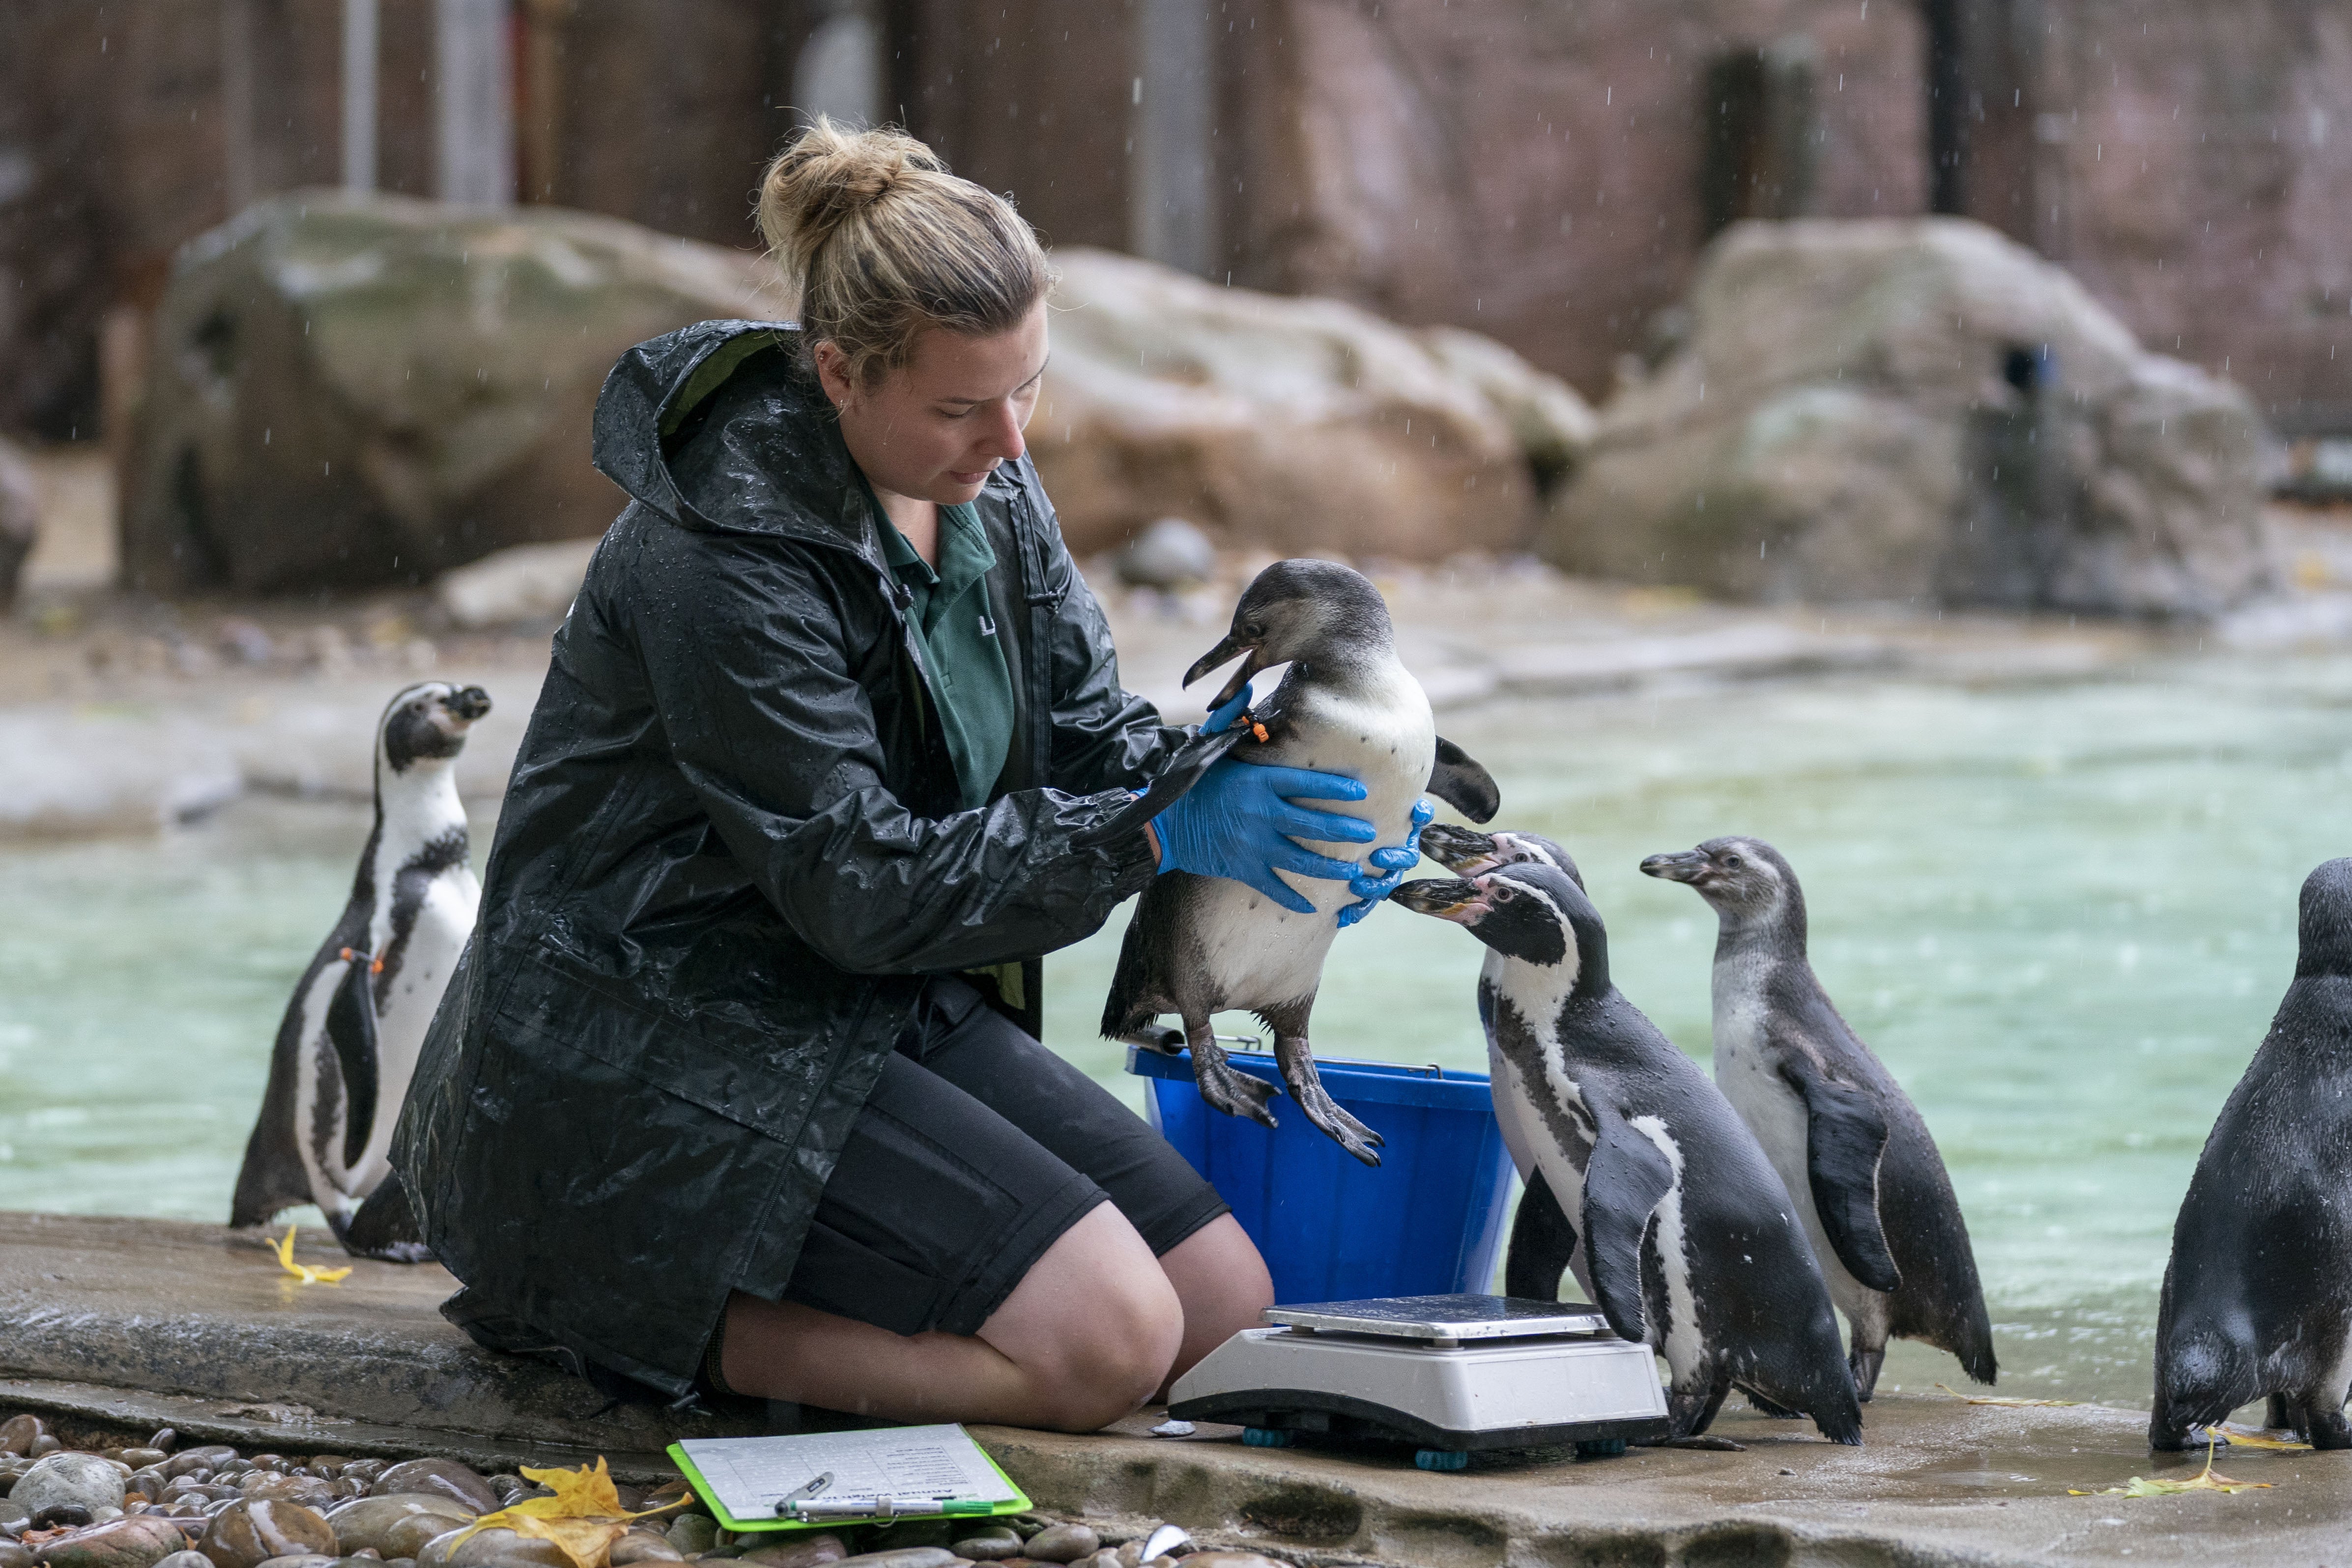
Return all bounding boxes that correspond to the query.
[875,498,1016,811]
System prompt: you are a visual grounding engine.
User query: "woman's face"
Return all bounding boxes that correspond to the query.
[817,301,1049,505]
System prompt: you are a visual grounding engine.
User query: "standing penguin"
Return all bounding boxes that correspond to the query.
[1638,837,1995,1399]
[2150,858,2352,1451]
[231,681,491,1260]
[1393,849,1863,1443]
[1088,560,1498,1166]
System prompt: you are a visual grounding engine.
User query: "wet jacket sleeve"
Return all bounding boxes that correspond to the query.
[1030,499,1190,796]
[627,527,1159,975]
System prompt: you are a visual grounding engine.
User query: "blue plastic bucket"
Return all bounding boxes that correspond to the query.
[1127,1044,1516,1305]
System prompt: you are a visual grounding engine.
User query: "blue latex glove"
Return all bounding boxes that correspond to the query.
[1150,701,1377,914]
[1337,797,1435,929]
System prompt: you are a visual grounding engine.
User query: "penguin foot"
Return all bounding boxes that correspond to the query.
[1849,1346,1886,1402]
[348,1239,435,1264]
[1640,1435,1746,1452]
[1194,1057,1280,1127]
[2306,1405,2352,1450]
[1291,1081,1385,1167]
[1271,1032,1383,1166]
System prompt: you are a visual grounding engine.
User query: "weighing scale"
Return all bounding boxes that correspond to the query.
[1167,1293,1671,1471]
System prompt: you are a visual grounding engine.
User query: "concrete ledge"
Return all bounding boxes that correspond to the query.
[6,1215,2347,1566]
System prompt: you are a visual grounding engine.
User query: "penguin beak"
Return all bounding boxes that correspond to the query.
[1390,877,1489,924]
[1418,823,1502,876]
[1183,632,1265,713]
[1639,849,1710,884]
[442,686,492,724]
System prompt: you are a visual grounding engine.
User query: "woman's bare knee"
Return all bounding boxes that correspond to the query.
[983,1204,1184,1430]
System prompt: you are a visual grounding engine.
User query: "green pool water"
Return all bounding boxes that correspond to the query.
[5,649,2348,1409]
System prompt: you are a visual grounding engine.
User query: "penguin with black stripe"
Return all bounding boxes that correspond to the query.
[1086,559,1499,1166]
[1640,837,1996,1399]
[1395,841,1863,1443]
[231,681,491,1260]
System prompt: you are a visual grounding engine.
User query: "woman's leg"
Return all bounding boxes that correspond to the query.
[718,1201,1182,1432]
[1153,1211,1274,1392]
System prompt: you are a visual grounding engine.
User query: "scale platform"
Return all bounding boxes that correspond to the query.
[1167,1294,1670,1469]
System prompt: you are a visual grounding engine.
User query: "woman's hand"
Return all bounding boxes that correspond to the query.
[1147,759,1377,913]
[1337,797,1434,928]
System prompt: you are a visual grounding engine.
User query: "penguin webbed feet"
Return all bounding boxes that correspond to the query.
[1187,1031,1281,1129]
[1272,1033,1384,1167]
[1848,1345,1886,1403]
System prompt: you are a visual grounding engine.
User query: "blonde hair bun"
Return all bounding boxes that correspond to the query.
[758,115,1050,388]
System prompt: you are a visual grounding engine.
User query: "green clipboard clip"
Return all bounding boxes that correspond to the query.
[665,1433,1031,1534]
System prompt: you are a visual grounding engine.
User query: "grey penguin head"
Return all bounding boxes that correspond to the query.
[1183,558,1395,710]
[1639,835,1802,935]
[2296,858,2352,978]
[376,682,493,783]
[1393,861,1592,973]
[1419,823,1584,889]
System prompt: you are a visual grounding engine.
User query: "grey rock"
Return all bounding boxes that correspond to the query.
[826,1552,957,1568]
[946,1537,1021,1565]
[1548,217,2276,619]
[361,1469,493,1520]
[1014,1528,1097,1567]
[249,1558,339,1568]
[663,1518,716,1558]
[1113,519,1217,590]
[151,1556,211,1568]
[121,191,790,597]
[1034,248,1590,563]
[412,1529,566,1568]
[606,1535,681,1567]
[0,1420,45,1459]
[322,1497,476,1559]
[11,1456,128,1518]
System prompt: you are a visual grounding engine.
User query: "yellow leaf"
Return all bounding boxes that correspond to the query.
[2067,1445,2276,1497]
[504,1515,631,1568]
[450,1458,673,1568]
[1934,1383,2075,1407]
[272,1226,352,1285]
[2207,1425,2311,1452]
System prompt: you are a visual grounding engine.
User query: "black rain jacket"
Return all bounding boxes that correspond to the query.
[393,321,1177,1395]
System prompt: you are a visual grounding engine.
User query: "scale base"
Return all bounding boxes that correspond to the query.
[1169,1295,1672,1458]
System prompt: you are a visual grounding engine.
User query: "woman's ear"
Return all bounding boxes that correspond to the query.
[812,340,853,411]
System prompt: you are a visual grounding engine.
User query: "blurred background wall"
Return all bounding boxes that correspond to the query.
[3,0,2347,448]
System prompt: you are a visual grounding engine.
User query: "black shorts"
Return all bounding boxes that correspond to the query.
[773,976,1229,1339]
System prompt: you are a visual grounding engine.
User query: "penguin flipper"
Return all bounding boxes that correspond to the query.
[324,953,382,1170]
[1073,724,1251,848]
[1427,737,1501,823]
[1781,1051,1901,1294]
[1581,1114,1675,1345]
[1504,1166,1578,1301]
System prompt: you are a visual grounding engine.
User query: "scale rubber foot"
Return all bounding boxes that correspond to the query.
[1575,1437,1629,1459]
[1242,1427,1294,1448]
[1413,1449,1469,1472]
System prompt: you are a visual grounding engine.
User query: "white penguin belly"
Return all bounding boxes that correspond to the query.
[1192,662,1434,1009]
[1713,971,1872,1322]
[346,869,479,1191]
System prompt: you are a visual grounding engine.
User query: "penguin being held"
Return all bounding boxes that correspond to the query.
[230,681,491,1261]
[2150,857,2352,1451]
[1087,559,1499,1165]
[1393,846,1863,1443]
[1639,837,1996,1400]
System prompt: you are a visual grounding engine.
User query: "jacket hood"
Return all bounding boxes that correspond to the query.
[591,319,878,559]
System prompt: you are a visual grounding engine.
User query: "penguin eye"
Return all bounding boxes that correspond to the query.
[1722,854,1744,869]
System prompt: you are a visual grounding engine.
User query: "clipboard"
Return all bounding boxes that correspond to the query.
[667,1425,1032,1533]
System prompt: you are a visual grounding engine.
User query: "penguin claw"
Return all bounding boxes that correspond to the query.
[1296,1089,1384,1167]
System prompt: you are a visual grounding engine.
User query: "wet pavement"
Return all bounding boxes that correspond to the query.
[4,1213,2343,1568]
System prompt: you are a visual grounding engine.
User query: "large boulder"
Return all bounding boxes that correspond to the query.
[1033,247,1592,561]
[1546,218,2277,617]
[122,191,786,596]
